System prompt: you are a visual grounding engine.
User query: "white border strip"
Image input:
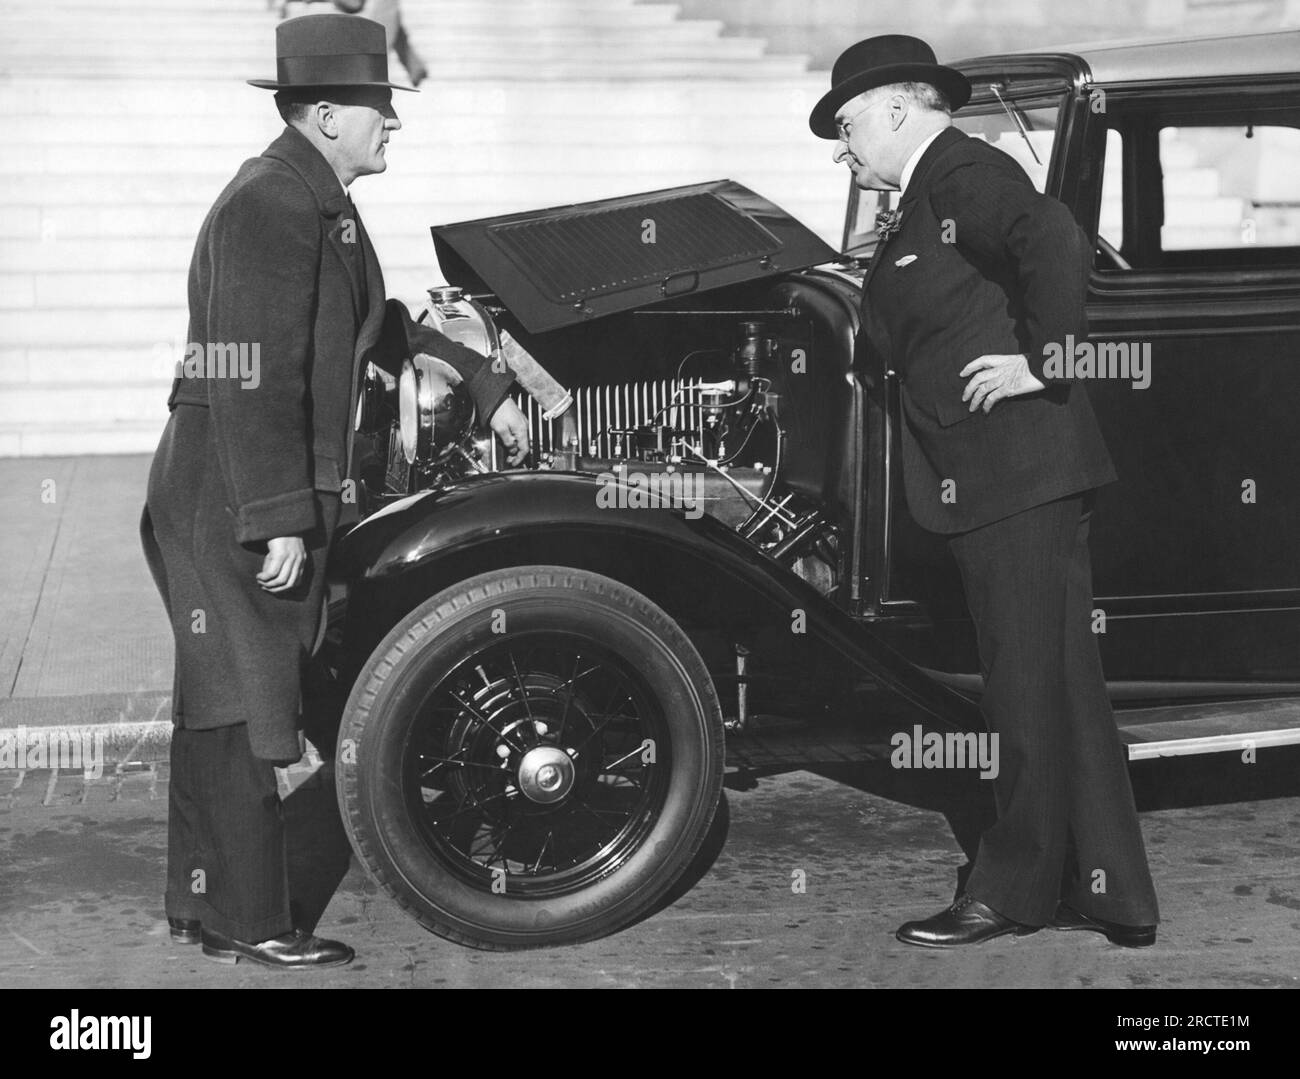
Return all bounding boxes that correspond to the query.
[1126,727,1300,760]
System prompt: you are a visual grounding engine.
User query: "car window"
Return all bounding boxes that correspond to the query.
[1099,128,1124,250]
[952,102,1058,192]
[1094,101,1300,273]
[1161,125,1300,250]
[843,183,893,253]
[842,97,1062,253]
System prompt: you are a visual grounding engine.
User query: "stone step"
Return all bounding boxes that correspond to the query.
[0,151,830,203]
[0,78,821,115]
[0,192,845,316]
[1,148,832,177]
[30,0,261,7]
[0,381,163,427]
[0,187,845,309]
[0,344,178,384]
[0,421,168,459]
[0,0,830,456]
[0,308,185,349]
[0,157,844,206]
[1,238,194,274]
[4,110,822,147]
[3,19,723,45]
[398,0,692,26]
[0,165,843,244]
[34,0,675,15]
[2,197,845,246]
[2,231,848,321]
[2,210,844,274]
[42,0,675,16]
[2,57,808,80]
[2,35,770,63]
[4,138,830,174]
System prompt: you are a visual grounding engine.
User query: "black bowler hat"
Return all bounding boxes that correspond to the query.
[248,14,417,93]
[809,34,970,138]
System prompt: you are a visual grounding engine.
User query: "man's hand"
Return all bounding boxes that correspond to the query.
[559,407,578,451]
[538,408,580,470]
[258,536,306,593]
[490,398,530,466]
[960,353,1046,413]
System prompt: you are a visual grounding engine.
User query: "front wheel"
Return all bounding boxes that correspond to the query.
[336,566,725,949]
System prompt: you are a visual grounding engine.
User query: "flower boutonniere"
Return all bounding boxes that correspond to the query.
[875,208,903,242]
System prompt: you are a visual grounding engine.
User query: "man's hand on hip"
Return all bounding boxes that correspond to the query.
[960,354,1046,414]
[258,536,306,593]
[490,398,531,466]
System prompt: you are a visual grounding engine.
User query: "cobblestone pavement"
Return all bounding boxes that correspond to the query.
[1,757,1298,990]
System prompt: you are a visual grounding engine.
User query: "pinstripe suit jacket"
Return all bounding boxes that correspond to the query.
[857,125,1116,534]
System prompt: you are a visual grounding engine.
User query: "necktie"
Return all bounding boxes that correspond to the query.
[343,196,370,310]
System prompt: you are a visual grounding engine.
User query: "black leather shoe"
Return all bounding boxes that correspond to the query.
[896,894,1037,948]
[168,917,200,945]
[1050,903,1156,948]
[200,928,354,969]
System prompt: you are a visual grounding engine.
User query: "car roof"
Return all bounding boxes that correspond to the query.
[955,29,1300,85]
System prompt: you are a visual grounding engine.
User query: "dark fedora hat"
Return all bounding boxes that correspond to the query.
[248,14,417,93]
[809,34,970,138]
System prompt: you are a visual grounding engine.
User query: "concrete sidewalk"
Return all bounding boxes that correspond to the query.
[1,456,173,765]
[0,453,330,796]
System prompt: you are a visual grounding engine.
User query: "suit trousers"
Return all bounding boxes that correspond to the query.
[950,493,1159,927]
[164,724,294,942]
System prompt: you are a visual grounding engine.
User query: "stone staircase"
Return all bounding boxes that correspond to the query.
[0,0,844,456]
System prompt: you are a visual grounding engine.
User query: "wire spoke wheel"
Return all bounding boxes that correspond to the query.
[409,635,668,895]
[336,567,724,949]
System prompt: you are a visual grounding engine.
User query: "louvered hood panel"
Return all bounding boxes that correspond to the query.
[430,180,837,333]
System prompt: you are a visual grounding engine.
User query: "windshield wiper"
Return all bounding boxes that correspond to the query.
[988,83,1041,166]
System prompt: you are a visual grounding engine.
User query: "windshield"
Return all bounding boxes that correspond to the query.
[841,95,1064,254]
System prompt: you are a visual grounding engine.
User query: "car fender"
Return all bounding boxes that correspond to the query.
[332,471,981,730]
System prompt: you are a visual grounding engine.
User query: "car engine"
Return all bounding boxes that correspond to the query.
[356,285,845,599]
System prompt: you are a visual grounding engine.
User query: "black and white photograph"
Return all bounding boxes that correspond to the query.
[1,0,1298,1026]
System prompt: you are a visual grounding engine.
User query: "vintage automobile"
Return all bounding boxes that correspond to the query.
[319,30,1300,950]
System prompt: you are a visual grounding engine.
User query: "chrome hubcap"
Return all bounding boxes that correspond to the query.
[516,745,576,804]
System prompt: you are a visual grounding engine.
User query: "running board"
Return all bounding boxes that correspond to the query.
[1123,728,1300,760]
[1115,697,1300,760]
[918,668,1300,703]
[914,670,1300,761]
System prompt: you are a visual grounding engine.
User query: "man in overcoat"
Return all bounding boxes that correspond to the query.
[809,36,1159,947]
[140,14,530,968]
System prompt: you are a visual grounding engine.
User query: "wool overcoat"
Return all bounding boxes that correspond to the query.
[141,125,515,761]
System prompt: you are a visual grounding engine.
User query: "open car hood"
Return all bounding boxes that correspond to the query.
[430,180,838,334]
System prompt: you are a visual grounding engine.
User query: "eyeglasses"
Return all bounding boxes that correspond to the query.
[835,97,887,143]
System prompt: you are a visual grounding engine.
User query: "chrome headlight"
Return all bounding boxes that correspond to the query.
[355,362,390,435]
[398,354,476,465]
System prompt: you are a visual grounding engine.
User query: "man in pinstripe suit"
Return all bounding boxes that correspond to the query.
[810,35,1159,947]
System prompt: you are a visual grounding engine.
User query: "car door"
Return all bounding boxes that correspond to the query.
[1078,75,1300,692]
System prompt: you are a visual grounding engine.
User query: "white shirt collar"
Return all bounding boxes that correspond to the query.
[899,129,946,197]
